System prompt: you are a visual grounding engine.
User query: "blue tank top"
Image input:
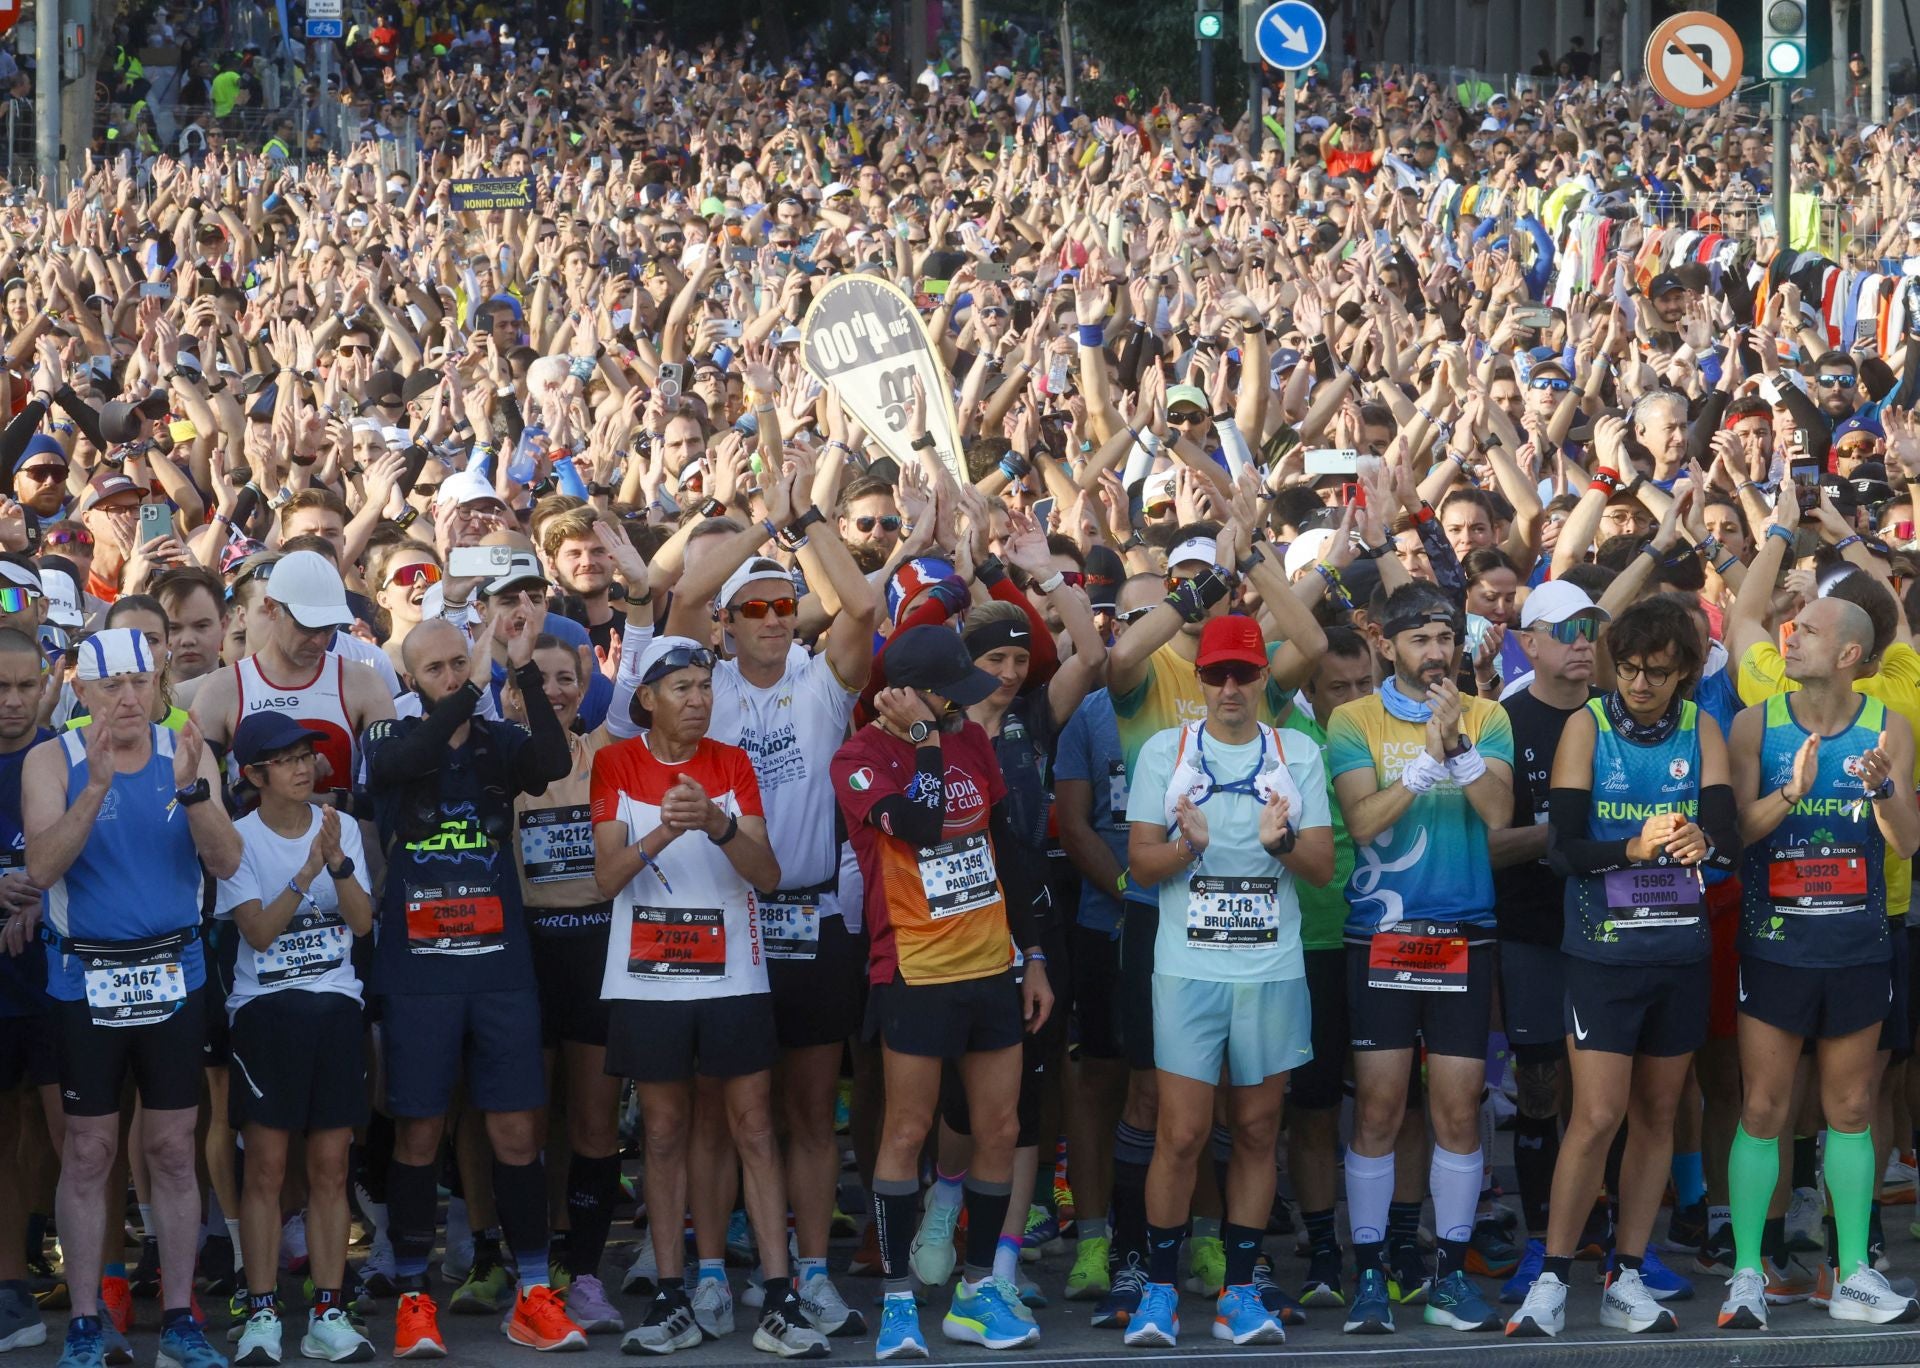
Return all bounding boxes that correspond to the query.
[1563,697,1708,965]
[43,724,206,1001]
[1741,693,1891,968]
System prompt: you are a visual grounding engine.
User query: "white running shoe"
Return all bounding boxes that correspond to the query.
[1599,1268,1677,1333]
[796,1275,864,1337]
[1504,1270,1566,1337]
[622,1238,662,1297]
[1829,1266,1920,1324]
[1717,1268,1769,1330]
[690,1276,735,1340]
[1784,1186,1826,1252]
[234,1308,284,1366]
[908,1191,960,1290]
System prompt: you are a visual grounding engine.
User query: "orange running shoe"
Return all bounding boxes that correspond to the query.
[506,1285,586,1352]
[100,1275,134,1334]
[394,1291,448,1358]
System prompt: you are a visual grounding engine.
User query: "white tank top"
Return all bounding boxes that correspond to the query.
[232,652,357,793]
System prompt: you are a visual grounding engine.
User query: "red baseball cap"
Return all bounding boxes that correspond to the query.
[1196,615,1267,671]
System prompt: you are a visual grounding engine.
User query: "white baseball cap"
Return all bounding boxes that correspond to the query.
[1283,528,1337,580]
[1519,579,1609,629]
[481,550,548,598]
[718,557,793,609]
[40,566,82,629]
[265,549,354,630]
[437,469,507,508]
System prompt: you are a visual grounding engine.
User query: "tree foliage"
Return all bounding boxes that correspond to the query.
[1067,0,1245,114]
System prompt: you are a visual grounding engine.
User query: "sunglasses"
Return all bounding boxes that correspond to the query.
[18,463,68,479]
[338,343,374,356]
[1198,661,1263,687]
[852,513,902,534]
[730,597,798,619]
[1116,605,1157,625]
[1528,376,1571,392]
[1540,616,1601,644]
[0,586,38,615]
[1818,374,1858,389]
[1164,572,1209,593]
[43,529,91,548]
[1167,409,1209,426]
[386,561,442,589]
[642,644,717,683]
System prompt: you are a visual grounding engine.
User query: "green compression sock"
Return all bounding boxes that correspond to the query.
[1728,1124,1779,1277]
[1825,1126,1876,1281]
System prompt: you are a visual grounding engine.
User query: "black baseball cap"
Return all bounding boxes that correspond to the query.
[883,626,999,706]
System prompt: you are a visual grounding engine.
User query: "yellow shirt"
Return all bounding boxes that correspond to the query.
[1739,639,1920,917]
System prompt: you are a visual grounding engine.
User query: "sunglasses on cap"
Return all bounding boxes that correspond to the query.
[1528,375,1570,392]
[1054,570,1086,587]
[43,529,91,548]
[854,514,902,533]
[1197,660,1263,687]
[1115,605,1156,625]
[641,644,717,683]
[1167,409,1209,426]
[729,597,797,619]
[0,587,38,615]
[1818,373,1858,388]
[385,561,442,589]
[1538,616,1601,644]
[225,560,276,602]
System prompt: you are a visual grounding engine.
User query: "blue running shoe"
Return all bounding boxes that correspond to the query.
[1501,1239,1547,1305]
[1120,1283,1177,1348]
[1628,1248,1694,1302]
[1250,1256,1307,1326]
[1424,1271,1501,1331]
[56,1321,106,1368]
[942,1279,1038,1350]
[1344,1268,1394,1334]
[1213,1285,1284,1345]
[1387,1244,1431,1305]
[1091,1261,1146,1329]
[156,1318,230,1368]
[874,1294,928,1361]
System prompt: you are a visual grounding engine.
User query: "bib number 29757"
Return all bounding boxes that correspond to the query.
[1367,928,1469,992]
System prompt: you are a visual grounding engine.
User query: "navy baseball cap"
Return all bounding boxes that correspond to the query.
[232,712,323,768]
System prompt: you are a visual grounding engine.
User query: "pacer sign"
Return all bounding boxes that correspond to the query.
[800,274,964,484]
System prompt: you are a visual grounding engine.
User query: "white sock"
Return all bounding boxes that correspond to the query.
[225,1218,242,1251]
[1430,1146,1485,1246]
[364,1200,390,1240]
[1345,1148,1395,1246]
[992,1238,1019,1284]
[138,1205,157,1239]
[1708,1205,1731,1234]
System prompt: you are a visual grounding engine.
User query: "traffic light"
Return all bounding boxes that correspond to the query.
[1762,0,1807,79]
[1195,0,1224,42]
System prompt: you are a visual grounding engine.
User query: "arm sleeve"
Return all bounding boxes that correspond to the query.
[852,743,947,847]
[1697,783,1741,873]
[1779,381,1832,465]
[1546,785,1635,875]
[993,802,1051,946]
[1417,514,1467,599]
[503,661,573,793]
[1685,390,1730,468]
[0,398,48,489]
[51,386,105,453]
[364,682,481,789]
[1519,216,1555,299]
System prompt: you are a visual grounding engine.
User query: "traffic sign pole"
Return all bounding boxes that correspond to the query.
[1284,70,1296,161]
[1200,36,1214,106]
[1773,79,1789,259]
[1248,65,1262,157]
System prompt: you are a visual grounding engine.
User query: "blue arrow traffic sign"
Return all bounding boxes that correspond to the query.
[1255,0,1326,70]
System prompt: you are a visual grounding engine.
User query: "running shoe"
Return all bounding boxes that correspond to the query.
[450,1261,515,1315]
[1212,1285,1283,1345]
[196,1240,237,1298]
[280,1215,310,1276]
[1343,1266,1394,1334]
[1090,1259,1145,1329]
[99,1277,132,1335]
[1695,1221,1735,1277]
[1600,1267,1677,1332]
[1637,1247,1695,1301]
[54,1320,104,1368]
[1300,1247,1345,1308]
[1764,1252,1817,1304]
[130,1240,161,1301]
[155,1318,227,1368]
[1119,1282,1177,1348]
[846,1224,882,1279]
[622,1240,661,1298]
[1882,1152,1918,1203]
[1664,1200,1708,1254]
[619,1296,699,1356]
[32,1271,68,1313]
[393,1293,447,1359]
[356,1237,396,1300]
[1829,1266,1920,1324]
[299,1308,374,1363]
[0,1285,44,1353]
[234,1307,283,1366]
[1249,1254,1306,1325]
[1182,1234,1225,1297]
[1504,1269,1566,1337]
[1063,1236,1109,1301]
[1718,1267,1769,1329]
[505,1285,587,1351]
[690,1277,734,1340]
[1573,1201,1611,1260]
[563,1275,623,1334]
[1500,1238,1545,1305]
[795,1274,863,1338]
[1785,1186,1826,1252]
[829,1210,858,1241]
[907,1191,959,1290]
[873,1294,926,1361]
[942,1278,1039,1350]
[224,1294,249,1343]
[1387,1244,1430,1305]
[751,1292,829,1360]
[1466,1218,1521,1278]
[1424,1269,1501,1331]
[724,1212,755,1267]
[1020,1206,1061,1263]
[1011,1269,1046,1310]
[100,1319,130,1366]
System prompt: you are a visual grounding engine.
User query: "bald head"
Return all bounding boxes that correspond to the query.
[1828,597,1876,666]
[402,618,476,703]
[1788,596,1876,684]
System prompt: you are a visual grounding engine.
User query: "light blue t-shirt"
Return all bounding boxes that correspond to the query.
[1126,722,1329,983]
[1053,690,1128,936]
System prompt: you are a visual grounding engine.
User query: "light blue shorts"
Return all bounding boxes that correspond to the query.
[1151,974,1313,1086]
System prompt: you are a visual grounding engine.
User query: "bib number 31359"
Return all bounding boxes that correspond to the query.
[918,832,998,920]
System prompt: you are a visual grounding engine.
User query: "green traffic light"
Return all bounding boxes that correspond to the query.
[1196,12,1223,38]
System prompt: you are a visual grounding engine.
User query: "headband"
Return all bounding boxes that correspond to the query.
[963,617,1034,660]
[1381,606,1463,641]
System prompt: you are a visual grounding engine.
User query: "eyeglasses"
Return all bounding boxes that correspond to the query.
[1540,616,1601,644]
[1615,659,1676,686]
[641,645,717,683]
[0,587,39,615]
[1167,409,1209,426]
[1529,376,1571,392]
[1818,374,1858,389]
[385,561,442,589]
[730,597,798,619]
[854,514,902,533]
[1198,661,1264,687]
[254,748,318,768]
[43,529,91,548]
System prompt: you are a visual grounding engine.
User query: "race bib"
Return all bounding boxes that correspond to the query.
[628,905,726,979]
[759,890,821,961]
[518,806,596,885]
[918,832,999,920]
[1768,843,1870,914]
[1601,866,1704,928]
[405,881,506,956]
[252,911,350,987]
[82,950,187,1027]
[1107,760,1128,826]
[1186,875,1279,949]
[1367,926,1469,992]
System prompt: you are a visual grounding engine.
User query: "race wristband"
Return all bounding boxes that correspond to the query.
[1767,524,1797,546]
[1446,745,1488,786]
[1589,466,1623,496]
[1399,750,1450,795]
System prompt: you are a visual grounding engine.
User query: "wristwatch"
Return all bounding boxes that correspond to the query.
[906,720,933,744]
[173,779,211,808]
[328,857,356,880]
[909,433,938,451]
